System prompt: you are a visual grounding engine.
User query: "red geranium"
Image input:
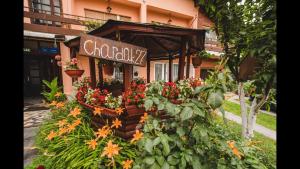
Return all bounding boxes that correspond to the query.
[123,78,146,108]
[162,82,179,100]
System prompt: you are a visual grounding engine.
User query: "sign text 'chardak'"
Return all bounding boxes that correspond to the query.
[79,34,147,66]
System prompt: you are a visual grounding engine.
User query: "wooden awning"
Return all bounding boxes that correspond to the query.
[64,20,206,60]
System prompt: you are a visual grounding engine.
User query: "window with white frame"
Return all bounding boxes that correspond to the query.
[154,63,195,82]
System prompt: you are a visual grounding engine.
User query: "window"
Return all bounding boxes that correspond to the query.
[205,30,218,42]
[30,0,62,26]
[113,66,123,82]
[155,63,195,82]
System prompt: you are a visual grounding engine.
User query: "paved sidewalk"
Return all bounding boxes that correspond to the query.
[24,98,50,167]
[226,93,276,117]
[217,111,276,141]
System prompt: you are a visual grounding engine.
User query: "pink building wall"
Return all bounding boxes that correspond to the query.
[54,0,212,94]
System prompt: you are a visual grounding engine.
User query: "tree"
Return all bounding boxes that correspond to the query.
[195,0,276,139]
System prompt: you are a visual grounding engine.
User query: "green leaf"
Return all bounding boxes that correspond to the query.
[158,104,165,110]
[144,99,153,111]
[155,156,165,166]
[193,106,205,117]
[218,106,227,125]
[192,156,202,169]
[165,102,175,113]
[150,162,160,169]
[161,136,170,156]
[180,106,193,121]
[193,86,203,94]
[144,156,155,165]
[176,127,185,137]
[153,137,161,146]
[167,155,180,165]
[153,97,160,105]
[145,139,154,154]
[179,157,186,168]
[207,92,223,109]
[162,161,170,169]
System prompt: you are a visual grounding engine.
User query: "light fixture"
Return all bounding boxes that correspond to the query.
[53,38,57,48]
[107,0,112,13]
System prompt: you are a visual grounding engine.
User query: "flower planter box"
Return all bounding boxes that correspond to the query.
[78,101,145,139]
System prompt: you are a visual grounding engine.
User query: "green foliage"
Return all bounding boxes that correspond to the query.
[28,100,136,169]
[134,78,270,169]
[82,20,105,31]
[41,77,66,102]
[197,0,276,99]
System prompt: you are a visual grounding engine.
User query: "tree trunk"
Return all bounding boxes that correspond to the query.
[247,97,257,138]
[238,82,248,138]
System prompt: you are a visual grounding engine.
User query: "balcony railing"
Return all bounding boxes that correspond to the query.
[24,6,108,36]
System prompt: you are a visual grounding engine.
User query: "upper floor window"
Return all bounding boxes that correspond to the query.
[30,0,62,26]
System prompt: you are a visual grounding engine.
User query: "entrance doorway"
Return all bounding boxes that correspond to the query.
[24,53,60,97]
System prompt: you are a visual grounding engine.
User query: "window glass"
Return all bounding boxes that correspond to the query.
[173,64,178,81]
[155,64,163,81]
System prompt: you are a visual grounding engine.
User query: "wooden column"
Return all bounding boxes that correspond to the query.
[123,64,133,91]
[89,57,96,88]
[98,62,103,88]
[185,42,191,78]
[178,37,187,80]
[168,54,173,82]
[147,53,151,83]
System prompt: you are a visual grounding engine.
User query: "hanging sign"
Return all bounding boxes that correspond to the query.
[79,34,147,67]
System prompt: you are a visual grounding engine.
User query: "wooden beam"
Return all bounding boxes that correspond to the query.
[147,54,151,83]
[150,37,170,53]
[178,37,187,80]
[186,42,191,78]
[169,54,173,82]
[89,57,96,88]
[24,23,83,36]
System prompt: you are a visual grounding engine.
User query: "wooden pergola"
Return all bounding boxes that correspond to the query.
[65,20,206,90]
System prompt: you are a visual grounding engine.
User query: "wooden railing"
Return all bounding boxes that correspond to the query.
[23,6,107,35]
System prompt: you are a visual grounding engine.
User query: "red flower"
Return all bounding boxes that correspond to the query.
[36,165,45,169]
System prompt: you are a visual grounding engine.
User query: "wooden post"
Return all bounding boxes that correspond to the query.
[168,54,173,82]
[123,64,133,91]
[89,57,96,88]
[147,53,151,83]
[178,37,187,80]
[98,62,103,88]
[185,42,191,78]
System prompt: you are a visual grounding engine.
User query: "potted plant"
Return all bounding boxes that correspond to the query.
[192,50,213,68]
[64,58,84,78]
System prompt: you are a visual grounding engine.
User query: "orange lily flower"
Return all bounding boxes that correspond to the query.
[101,140,120,158]
[111,118,122,129]
[56,102,65,108]
[68,107,81,118]
[139,112,148,124]
[73,118,81,126]
[67,123,77,132]
[122,159,133,169]
[57,119,67,127]
[130,130,143,143]
[55,92,62,97]
[227,140,243,159]
[95,126,111,139]
[86,139,98,150]
[115,107,124,115]
[93,107,103,116]
[49,101,57,106]
[46,130,56,140]
[58,127,68,136]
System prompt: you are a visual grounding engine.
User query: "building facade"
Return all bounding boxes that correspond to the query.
[24,0,222,96]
